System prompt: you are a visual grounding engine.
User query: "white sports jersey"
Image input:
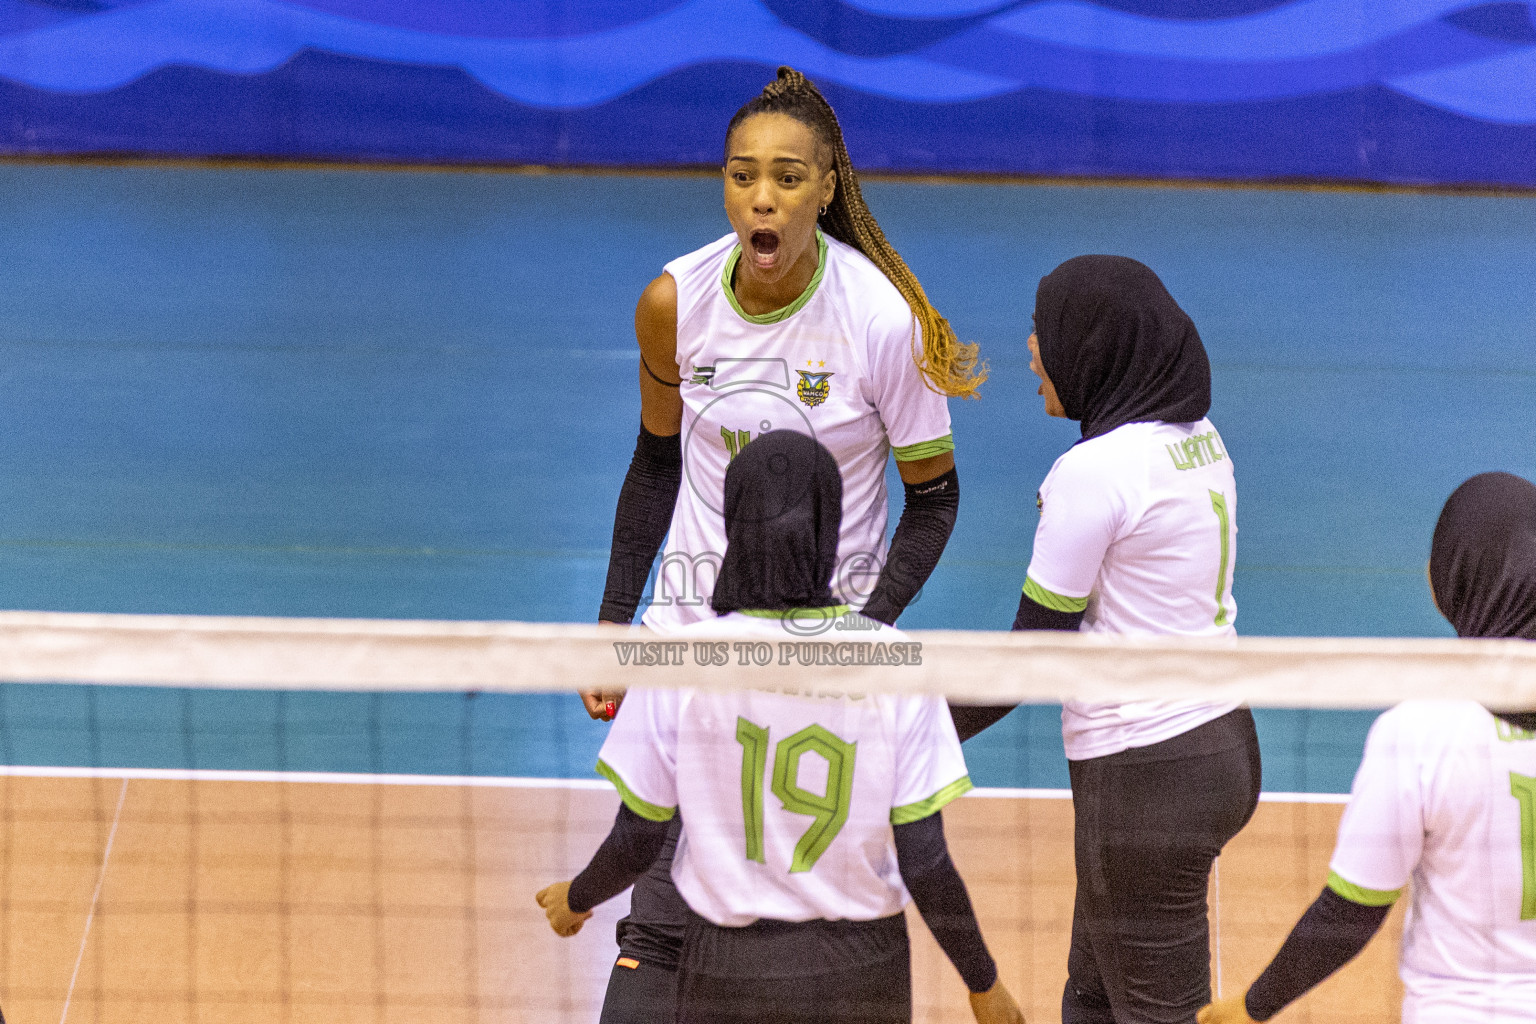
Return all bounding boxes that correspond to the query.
[1330,700,1536,1022]
[641,231,952,632]
[1025,419,1240,760]
[597,611,971,927]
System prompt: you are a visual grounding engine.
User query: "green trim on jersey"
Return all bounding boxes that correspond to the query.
[738,605,851,621]
[891,775,974,825]
[892,434,955,463]
[596,759,677,823]
[1326,869,1401,907]
[1023,576,1089,614]
[721,231,828,325]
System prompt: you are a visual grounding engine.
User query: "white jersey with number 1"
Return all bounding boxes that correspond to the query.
[642,231,952,632]
[1329,700,1536,1022]
[596,611,972,927]
[1024,418,1241,760]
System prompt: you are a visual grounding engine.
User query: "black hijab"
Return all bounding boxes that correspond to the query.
[1430,472,1536,640]
[711,430,843,614]
[1430,472,1536,730]
[1034,255,1211,441]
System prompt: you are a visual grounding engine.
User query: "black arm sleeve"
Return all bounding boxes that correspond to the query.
[894,811,998,994]
[566,804,671,914]
[861,467,959,626]
[1243,888,1392,1021]
[598,426,683,624]
[1012,589,1085,632]
[949,704,1017,742]
[950,588,1085,741]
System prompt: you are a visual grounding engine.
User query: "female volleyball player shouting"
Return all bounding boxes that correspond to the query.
[1201,471,1536,1023]
[1015,255,1261,1024]
[584,67,980,1022]
[543,432,1023,1024]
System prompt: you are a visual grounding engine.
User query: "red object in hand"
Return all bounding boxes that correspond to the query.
[605,700,617,720]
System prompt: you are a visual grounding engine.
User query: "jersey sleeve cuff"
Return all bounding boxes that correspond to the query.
[1326,869,1401,907]
[892,434,955,463]
[891,775,973,824]
[1023,575,1090,614]
[596,759,677,823]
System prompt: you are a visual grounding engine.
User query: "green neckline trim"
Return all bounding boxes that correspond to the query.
[893,434,955,463]
[891,776,974,825]
[738,604,851,621]
[596,759,677,823]
[1023,576,1089,614]
[1327,869,1401,907]
[722,230,827,325]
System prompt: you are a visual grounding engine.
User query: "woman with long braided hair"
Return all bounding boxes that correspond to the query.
[567,67,985,1022]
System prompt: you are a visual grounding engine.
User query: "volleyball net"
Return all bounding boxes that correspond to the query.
[2,610,1527,1023]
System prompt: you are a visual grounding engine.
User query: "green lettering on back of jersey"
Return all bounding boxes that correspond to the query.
[1511,772,1536,919]
[1167,431,1227,472]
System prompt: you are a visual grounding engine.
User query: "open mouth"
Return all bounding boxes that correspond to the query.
[749,230,781,267]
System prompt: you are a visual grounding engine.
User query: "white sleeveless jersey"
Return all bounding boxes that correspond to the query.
[1329,701,1536,1022]
[1024,419,1241,760]
[596,611,972,926]
[641,232,952,632]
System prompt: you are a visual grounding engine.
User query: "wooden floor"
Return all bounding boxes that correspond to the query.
[0,776,1402,1024]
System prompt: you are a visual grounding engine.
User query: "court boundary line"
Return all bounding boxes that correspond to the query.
[58,776,127,1024]
[0,766,1349,801]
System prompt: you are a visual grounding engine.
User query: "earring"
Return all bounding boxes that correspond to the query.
[819,205,827,215]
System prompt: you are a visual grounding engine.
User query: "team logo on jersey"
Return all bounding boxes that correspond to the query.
[796,370,834,407]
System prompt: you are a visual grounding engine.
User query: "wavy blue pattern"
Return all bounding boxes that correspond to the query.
[0,0,1534,179]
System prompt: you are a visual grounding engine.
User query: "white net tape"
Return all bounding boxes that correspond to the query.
[0,609,1530,708]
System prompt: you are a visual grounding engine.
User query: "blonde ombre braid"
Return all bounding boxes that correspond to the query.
[727,67,987,399]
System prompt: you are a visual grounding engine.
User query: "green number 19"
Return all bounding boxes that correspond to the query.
[735,718,856,873]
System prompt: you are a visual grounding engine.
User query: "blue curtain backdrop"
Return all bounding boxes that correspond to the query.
[3,0,1535,186]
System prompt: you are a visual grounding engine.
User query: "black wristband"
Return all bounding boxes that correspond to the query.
[599,426,683,624]
[862,467,958,626]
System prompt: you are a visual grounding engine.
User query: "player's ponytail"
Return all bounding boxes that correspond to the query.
[726,67,987,400]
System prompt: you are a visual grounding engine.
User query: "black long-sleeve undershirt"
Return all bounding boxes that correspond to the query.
[895,811,998,993]
[567,804,671,914]
[948,588,1088,741]
[598,426,683,624]
[1243,887,1392,1021]
[565,805,997,994]
[861,468,959,626]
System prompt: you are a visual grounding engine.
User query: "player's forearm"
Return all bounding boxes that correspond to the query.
[894,812,998,994]
[1243,887,1391,1021]
[598,426,683,624]
[862,467,958,625]
[567,804,670,913]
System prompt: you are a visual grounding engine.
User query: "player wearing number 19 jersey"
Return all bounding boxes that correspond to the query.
[1201,472,1536,1024]
[545,432,1022,1024]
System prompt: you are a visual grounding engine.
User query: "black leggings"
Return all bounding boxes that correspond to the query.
[1063,708,1262,1024]
[676,912,912,1024]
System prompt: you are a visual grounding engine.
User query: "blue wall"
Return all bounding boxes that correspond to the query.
[3,0,1536,187]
